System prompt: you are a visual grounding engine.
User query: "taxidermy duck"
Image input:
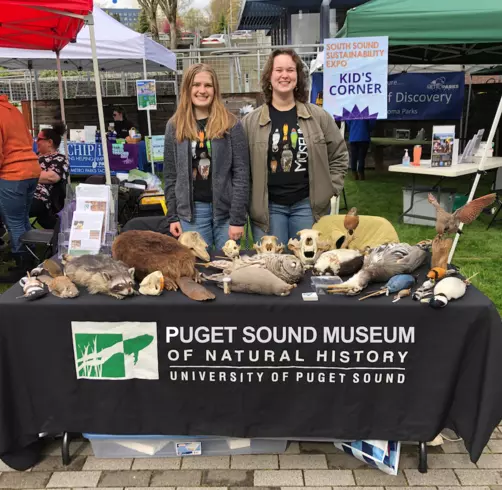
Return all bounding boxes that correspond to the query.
[327,241,430,296]
[428,192,496,236]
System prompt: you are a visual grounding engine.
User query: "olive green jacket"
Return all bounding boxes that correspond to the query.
[241,101,349,233]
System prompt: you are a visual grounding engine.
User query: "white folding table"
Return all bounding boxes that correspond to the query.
[388,157,502,223]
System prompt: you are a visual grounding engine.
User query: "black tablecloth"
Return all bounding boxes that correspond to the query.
[0,262,501,463]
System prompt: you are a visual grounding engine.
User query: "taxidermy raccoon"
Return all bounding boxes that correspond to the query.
[62,253,137,300]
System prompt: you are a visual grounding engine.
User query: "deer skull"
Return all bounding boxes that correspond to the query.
[287,229,329,268]
[223,239,241,259]
[253,235,284,254]
[179,231,210,262]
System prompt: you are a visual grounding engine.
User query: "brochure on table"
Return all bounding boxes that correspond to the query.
[431,125,455,168]
[68,211,105,256]
[67,184,112,255]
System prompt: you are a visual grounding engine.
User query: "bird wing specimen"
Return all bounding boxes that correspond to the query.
[453,193,497,225]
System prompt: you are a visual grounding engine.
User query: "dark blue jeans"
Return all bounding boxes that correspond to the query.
[0,178,38,254]
[180,201,231,251]
[252,197,314,247]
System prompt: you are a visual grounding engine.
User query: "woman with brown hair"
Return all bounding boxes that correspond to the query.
[242,49,349,246]
[164,63,250,251]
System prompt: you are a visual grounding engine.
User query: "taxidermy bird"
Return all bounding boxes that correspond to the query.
[327,242,430,296]
[344,207,359,235]
[358,274,416,301]
[428,192,496,236]
[340,207,359,248]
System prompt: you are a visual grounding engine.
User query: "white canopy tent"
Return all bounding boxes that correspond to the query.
[0,7,177,179]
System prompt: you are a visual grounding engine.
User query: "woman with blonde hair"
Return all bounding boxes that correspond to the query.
[164,63,249,250]
[242,49,348,246]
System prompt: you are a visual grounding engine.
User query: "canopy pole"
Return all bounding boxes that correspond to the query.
[28,68,35,137]
[143,57,154,175]
[448,94,502,264]
[56,52,69,165]
[87,15,111,186]
[463,73,473,147]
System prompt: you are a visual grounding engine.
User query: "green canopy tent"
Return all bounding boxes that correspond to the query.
[336,0,502,65]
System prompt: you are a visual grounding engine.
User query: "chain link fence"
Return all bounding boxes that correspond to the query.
[0,43,322,102]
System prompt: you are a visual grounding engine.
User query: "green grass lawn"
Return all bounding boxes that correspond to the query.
[1,169,500,313]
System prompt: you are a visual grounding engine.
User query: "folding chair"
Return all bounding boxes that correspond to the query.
[20,214,61,262]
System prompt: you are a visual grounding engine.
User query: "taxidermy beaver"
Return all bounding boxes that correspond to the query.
[112,230,215,301]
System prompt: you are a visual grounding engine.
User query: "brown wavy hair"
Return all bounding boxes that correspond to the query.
[260,49,308,104]
[171,63,236,142]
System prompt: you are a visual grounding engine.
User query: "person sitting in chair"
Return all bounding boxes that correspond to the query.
[30,122,69,228]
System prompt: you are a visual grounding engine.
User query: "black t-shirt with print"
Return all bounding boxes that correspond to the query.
[191,118,212,203]
[267,104,309,206]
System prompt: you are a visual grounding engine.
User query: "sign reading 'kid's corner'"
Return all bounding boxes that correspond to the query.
[323,36,389,121]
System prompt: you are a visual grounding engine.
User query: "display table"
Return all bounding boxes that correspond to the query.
[0,261,501,467]
[388,156,502,223]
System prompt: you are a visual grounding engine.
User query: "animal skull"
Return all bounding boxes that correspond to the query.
[253,235,284,254]
[287,229,329,268]
[179,231,210,262]
[223,239,240,259]
[139,271,164,296]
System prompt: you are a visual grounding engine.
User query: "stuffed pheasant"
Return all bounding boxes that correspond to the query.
[428,192,496,236]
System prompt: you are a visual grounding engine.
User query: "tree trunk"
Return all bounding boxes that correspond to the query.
[169,22,177,50]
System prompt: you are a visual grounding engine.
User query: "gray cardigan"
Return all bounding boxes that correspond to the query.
[163,119,250,227]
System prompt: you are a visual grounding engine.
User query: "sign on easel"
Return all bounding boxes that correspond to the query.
[136,80,157,111]
[323,36,388,120]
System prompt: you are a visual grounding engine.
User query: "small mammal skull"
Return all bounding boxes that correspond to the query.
[139,270,164,296]
[223,239,241,259]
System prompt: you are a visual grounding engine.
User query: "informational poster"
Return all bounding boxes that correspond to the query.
[323,36,388,120]
[145,135,165,162]
[136,79,157,111]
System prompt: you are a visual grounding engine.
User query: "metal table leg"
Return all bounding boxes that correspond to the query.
[418,441,428,473]
[62,432,71,466]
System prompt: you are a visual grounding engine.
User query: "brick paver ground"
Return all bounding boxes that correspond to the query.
[1,427,501,489]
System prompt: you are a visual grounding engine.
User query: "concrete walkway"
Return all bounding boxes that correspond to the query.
[1,427,502,489]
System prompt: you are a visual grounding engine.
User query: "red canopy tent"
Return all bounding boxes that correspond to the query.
[0,0,93,51]
[0,0,113,185]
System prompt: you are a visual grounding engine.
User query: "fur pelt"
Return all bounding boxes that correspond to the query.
[112,230,215,301]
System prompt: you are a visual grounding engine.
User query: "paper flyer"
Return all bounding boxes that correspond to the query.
[68,211,105,256]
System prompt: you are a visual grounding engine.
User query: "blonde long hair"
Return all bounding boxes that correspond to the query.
[171,63,236,142]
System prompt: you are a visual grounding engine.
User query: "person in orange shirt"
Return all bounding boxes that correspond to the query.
[0,95,41,275]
